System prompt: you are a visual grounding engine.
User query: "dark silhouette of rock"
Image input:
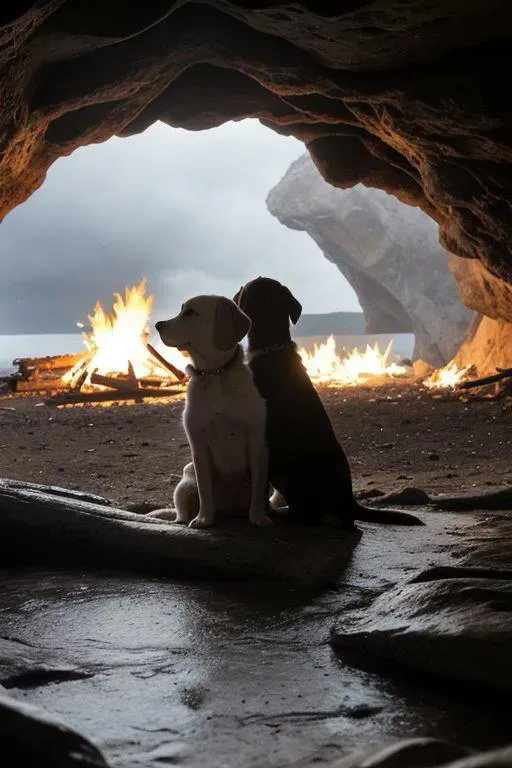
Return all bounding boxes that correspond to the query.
[300,740,512,768]
[0,691,109,766]
[267,154,472,367]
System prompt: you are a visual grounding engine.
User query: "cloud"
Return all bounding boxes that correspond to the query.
[0,119,360,333]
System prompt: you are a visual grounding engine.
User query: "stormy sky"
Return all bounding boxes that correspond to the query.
[0,119,360,334]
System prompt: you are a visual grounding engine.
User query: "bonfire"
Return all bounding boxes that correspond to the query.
[62,280,188,390]
[298,335,408,387]
[4,278,490,403]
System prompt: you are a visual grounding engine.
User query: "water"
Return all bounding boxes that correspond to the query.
[0,334,84,375]
[0,332,415,377]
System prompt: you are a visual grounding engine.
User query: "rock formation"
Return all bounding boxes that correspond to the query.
[267,154,473,366]
[1,2,511,333]
[1,8,512,759]
[332,510,512,695]
[0,692,108,767]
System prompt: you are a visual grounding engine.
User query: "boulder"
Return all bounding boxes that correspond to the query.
[300,739,512,768]
[267,154,472,367]
[0,479,360,588]
[0,691,109,767]
[332,570,512,694]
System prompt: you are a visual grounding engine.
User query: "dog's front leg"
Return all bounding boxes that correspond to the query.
[189,444,216,528]
[248,437,273,527]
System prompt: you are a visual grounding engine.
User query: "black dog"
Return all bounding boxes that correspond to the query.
[234,277,423,529]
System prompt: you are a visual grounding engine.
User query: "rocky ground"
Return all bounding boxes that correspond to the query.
[1,382,511,767]
[1,382,511,509]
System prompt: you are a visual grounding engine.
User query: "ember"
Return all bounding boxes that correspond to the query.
[298,335,409,387]
[424,361,472,390]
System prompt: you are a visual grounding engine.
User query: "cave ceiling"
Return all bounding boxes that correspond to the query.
[1,1,511,317]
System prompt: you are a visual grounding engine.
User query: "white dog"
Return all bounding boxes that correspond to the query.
[152,295,272,529]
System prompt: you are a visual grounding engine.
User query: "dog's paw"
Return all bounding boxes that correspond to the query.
[189,515,215,529]
[145,508,176,521]
[250,513,273,527]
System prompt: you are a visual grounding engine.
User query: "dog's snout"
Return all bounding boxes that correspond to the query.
[155,321,164,331]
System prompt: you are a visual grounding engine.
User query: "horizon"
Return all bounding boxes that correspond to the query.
[0,120,362,335]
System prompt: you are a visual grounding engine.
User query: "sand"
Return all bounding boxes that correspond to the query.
[1,382,511,509]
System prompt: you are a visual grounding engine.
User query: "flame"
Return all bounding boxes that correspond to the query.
[424,361,472,389]
[298,335,408,386]
[63,279,188,387]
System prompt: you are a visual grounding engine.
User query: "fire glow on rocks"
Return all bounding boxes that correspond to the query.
[424,361,472,390]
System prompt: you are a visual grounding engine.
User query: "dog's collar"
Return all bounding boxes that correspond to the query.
[185,346,242,377]
[248,341,296,361]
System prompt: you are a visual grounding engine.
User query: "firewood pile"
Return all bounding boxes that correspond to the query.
[0,343,188,406]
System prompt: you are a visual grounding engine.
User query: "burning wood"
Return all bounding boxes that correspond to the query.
[89,372,139,391]
[62,279,188,389]
[45,387,183,407]
[297,336,409,387]
[456,366,512,391]
[424,361,474,389]
[2,280,188,404]
[8,277,501,404]
[146,343,188,382]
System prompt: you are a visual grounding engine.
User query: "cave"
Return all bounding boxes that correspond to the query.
[2,0,512,375]
[1,3,512,767]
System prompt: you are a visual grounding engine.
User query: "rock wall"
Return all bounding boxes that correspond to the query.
[267,154,472,367]
[0,2,511,330]
[454,315,512,378]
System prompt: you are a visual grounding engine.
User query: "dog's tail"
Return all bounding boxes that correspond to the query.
[353,502,424,526]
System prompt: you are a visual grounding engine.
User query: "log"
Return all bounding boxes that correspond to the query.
[68,353,94,391]
[13,352,87,376]
[457,366,512,390]
[147,343,188,382]
[89,372,139,391]
[13,378,70,393]
[0,483,360,586]
[44,387,183,406]
[127,360,138,388]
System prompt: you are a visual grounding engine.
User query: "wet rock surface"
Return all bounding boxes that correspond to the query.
[305,739,512,768]
[0,480,362,587]
[332,512,512,695]
[1,510,512,767]
[332,571,512,694]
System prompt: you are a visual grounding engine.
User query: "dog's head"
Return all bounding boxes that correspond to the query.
[233,277,302,344]
[155,295,251,357]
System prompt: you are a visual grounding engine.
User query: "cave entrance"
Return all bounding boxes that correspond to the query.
[1,116,507,507]
[0,117,427,393]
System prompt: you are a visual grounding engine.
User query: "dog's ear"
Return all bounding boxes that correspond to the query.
[283,287,302,325]
[213,298,251,351]
[232,286,243,306]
